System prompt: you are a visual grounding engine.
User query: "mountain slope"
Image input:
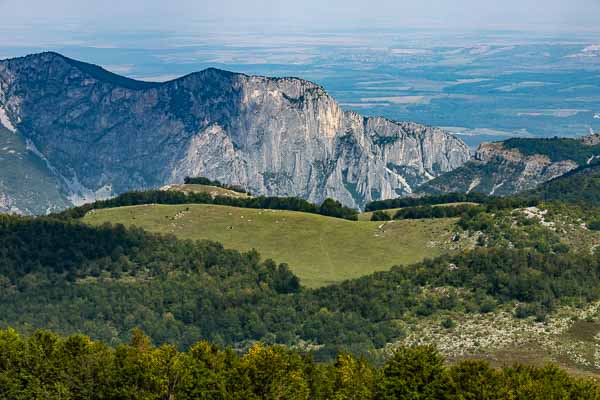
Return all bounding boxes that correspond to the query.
[0,126,70,214]
[417,136,600,196]
[0,52,470,212]
[524,162,600,205]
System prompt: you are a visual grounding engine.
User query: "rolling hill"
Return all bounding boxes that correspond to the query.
[83,202,466,288]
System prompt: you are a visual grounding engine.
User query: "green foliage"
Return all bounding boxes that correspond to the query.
[370,210,392,221]
[458,208,565,252]
[365,192,537,214]
[319,198,359,220]
[2,211,600,358]
[589,219,600,231]
[441,318,456,329]
[502,137,600,165]
[1,330,598,399]
[52,189,358,221]
[393,204,486,220]
[377,345,449,399]
[524,164,600,207]
[365,192,492,212]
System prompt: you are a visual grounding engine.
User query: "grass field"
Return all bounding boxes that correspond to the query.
[84,204,465,288]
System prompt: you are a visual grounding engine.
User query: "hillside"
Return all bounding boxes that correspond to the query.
[3,202,600,374]
[83,203,465,288]
[417,135,600,196]
[0,52,470,213]
[0,127,71,214]
[524,163,600,206]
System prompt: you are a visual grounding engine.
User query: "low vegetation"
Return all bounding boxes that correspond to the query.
[392,204,485,220]
[365,192,537,213]
[164,184,251,199]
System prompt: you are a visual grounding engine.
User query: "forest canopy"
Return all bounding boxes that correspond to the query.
[0,329,598,400]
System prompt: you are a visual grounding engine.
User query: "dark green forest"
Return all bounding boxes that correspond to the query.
[365,192,493,212]
[365,192,538,213]
[1,330,598,399]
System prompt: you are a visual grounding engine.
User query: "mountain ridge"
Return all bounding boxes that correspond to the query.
[0,52,470,213]
[416,135,600,196]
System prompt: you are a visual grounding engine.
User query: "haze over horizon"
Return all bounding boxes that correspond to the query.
[0,0,599,33]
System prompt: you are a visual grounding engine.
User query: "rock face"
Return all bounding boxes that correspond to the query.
[0,52,470,212]
[417,140,593,196]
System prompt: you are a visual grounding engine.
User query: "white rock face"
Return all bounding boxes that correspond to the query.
[418,139,593,196]
[0,106,15,133]
[0,52,471,210]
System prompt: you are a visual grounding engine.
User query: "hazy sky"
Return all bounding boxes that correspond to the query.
[1,0,599,32]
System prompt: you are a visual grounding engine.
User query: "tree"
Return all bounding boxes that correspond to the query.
[378,346,449,400]
[448,360,504,400]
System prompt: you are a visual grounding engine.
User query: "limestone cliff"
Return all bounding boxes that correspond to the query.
[417,136,600,196]
[0,52,470,212]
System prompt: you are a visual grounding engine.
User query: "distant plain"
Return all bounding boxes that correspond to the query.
[2,28,599,146]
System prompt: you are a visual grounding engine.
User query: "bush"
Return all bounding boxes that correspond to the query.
[371,211,392,221]
[441,318,456,329]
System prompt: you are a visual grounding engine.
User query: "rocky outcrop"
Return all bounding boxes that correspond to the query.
[417,140,588,196]
[0,52,470,212]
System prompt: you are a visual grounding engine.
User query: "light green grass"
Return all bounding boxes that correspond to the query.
[162,184,250,198]
[84,204,462,288]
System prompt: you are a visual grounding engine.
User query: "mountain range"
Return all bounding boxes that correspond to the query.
[1,52,598,215]
[0,52,470,214]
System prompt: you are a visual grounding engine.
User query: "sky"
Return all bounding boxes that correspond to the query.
[1,0,599,32]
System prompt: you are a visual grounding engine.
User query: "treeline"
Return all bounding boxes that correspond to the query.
[183,176,252,195]
[53,190,358,221]
[2,330,598,400]
[365,192,537,213]
[365,192,490,211]
[371,204,486,221]
[1,214,599,356]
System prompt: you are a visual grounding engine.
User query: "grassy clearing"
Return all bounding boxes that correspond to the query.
[161,184,250,199]
[84,204,465,288]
